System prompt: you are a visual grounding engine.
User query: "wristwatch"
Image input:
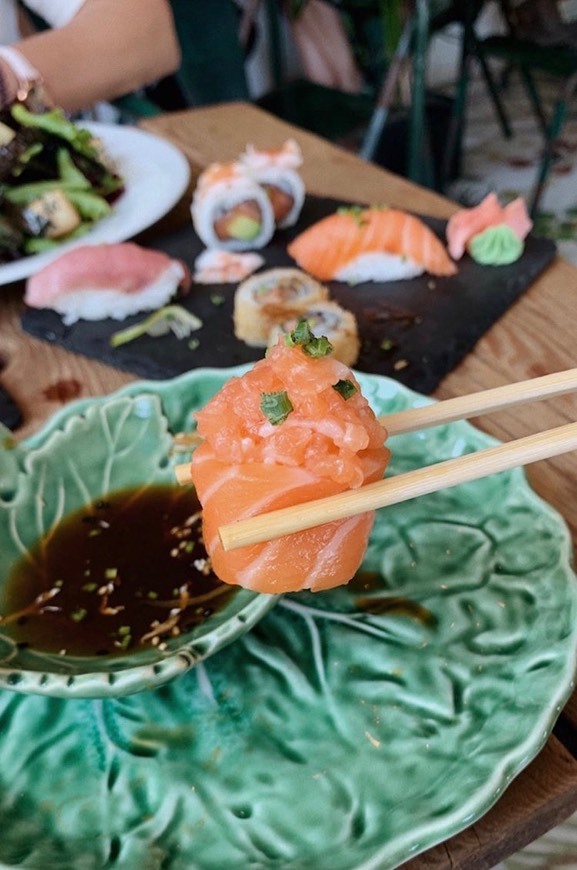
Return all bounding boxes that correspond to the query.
[0,46,51,111]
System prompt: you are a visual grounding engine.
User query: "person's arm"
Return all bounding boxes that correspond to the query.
[1,0,181,113]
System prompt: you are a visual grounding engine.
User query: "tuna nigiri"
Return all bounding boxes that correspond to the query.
[24,242,190,325]
[190,321,390,594]
[287,206,457,282]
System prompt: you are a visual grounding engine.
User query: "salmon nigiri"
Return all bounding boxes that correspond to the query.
[287,206,457,283]
[190,321,390,594]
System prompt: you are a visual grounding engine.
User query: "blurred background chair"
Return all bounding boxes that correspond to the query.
[130,0,460,190]
[256,0,473,190]
[447,0,577,215]
[23,0,506,198]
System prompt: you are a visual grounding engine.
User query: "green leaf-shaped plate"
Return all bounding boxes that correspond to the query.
[0,366,576,868]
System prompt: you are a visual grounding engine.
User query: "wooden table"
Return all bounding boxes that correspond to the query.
[3,101,577,868]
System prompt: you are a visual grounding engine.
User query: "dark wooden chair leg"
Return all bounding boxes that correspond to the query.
[520,65,549,136]
[529,72,577,216]
[407,0,433,187]
[474,44,514,139]
[359,16,414,161]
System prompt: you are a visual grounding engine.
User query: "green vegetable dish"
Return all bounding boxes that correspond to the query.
[0,103,124,263]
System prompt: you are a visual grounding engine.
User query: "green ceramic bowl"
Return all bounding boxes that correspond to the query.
[1,367,577,867]
[0,369,276,699]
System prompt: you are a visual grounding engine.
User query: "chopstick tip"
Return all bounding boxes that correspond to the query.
[175,462,193,486]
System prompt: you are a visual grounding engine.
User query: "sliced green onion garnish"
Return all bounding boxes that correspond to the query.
[284,318,313,347]
[303,335,333,358]
[380,338,395,352]
[284,318,333,357]
[109,305,202,348]
[260,390,294,425]
[336,205,370,226]
[332,379,357,400]
[70,608,87,623]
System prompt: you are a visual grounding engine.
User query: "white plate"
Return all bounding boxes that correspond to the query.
[0,121,191,287]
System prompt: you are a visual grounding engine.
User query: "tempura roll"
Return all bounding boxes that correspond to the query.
[233,267,329,347]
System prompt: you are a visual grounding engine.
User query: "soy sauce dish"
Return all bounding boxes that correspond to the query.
[0,369,276,699]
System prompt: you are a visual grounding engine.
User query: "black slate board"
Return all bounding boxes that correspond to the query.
[21,195,557,395]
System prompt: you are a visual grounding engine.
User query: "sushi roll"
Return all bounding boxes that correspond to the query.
[24,242,190,325]
[190,321,390,594]
[287,206,457,282]
[191,161,275,251]
[268,300,360,367]
[240,139,305,229]
[233,267,329,347]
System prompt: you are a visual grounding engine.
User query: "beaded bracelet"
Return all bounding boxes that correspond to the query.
[0,47,51,111]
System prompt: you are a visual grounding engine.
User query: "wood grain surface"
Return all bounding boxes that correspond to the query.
[3,101,577,868]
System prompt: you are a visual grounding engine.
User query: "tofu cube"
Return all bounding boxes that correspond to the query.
[24,189,81,239]
[0,122,16,146]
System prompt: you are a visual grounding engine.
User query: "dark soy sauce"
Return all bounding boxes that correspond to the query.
[1,484,236,657]
[351,571,437,627]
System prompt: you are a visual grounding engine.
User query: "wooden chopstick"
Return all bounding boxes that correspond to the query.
[174,367,577,486]
[383,367,577,435]
[218,421,577,551]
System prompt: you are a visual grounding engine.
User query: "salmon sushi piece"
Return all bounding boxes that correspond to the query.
[190,322,390,593]
[287,206,457,282]
[24,242,190,324]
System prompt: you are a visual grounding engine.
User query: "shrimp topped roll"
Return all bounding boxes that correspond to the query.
[190,321,390,594]
[240,139,305,229]
[191,161,275,251]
